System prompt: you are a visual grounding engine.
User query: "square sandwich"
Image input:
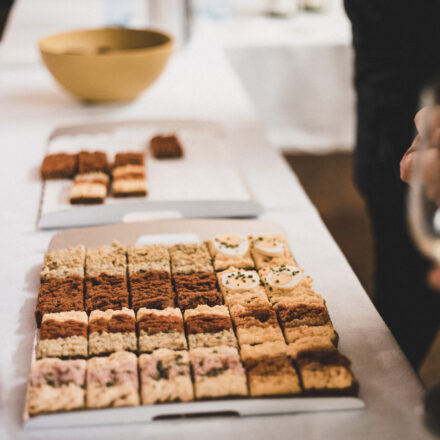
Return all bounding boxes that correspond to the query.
[88,308,137,355]
[137,307,187,353]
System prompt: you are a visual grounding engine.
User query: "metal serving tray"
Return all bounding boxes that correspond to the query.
[24,219,364,429]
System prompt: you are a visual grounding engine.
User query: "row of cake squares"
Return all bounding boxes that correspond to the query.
[40,135,184,180]
[40,135,184,204]
[36,305,235,359]
[27,335,358,416]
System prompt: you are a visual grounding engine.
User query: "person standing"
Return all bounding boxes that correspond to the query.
[344,0,440,369]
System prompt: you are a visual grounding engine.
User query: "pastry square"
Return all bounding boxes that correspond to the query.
[35,276,84,327]
[150,134,184,159]
[112,178,147,197]
[139,349,193,404]
[85,274,129,313]
[207,234,254,271]
[85,241,127,277]
[184,305,237,348]
[169,243,213,274]
[88,308,137,355]
[27,358,86,415]
[37,311,88,359]
[78,150,110,174]
[190,346,247,399]
[284,323,338,346]
[229,301,284,345]
[40,153,78,179]
[274,295,330,328]
[137,307,187,352]
[174,273,222,310]
[112,164,147,197]
[40,245,85,281]
[114,152,145,167]
[216,267,266,303]
[87,351,139,408]
[130,271,175,310]
[259,265,313,303]
[241,341,302,396]
[69,174,108,205]
[127,244,170,274]
[250,235,296,269]
[288,337,358,396]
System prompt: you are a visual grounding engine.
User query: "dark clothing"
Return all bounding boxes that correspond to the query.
[344,0,440,368]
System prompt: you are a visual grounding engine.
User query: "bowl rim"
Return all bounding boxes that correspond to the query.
[38,26,174,57]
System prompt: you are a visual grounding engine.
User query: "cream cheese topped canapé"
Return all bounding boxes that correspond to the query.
[213,234,249,256]
[221,270,259,291]
[253,236,286,257]
[265,265,303,289]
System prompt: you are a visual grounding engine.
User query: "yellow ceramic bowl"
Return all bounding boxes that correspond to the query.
[39,27,173,102]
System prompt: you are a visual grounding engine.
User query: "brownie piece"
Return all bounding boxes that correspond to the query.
[150,134,184,159]
[78,151,110,174]
[40,153,78,179]
[130,271,175,310]
[85,274,129,313]
[114,152,145,167]
[35,276,84,327]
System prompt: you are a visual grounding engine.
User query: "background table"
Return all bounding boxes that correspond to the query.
[198,0,355,152]
[0,1,435,439]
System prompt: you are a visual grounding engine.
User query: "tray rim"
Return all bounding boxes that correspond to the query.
[25,219,364,429]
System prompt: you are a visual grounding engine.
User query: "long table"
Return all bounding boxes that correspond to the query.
[0,1,435,439]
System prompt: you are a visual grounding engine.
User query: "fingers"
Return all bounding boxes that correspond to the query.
[427,266,440,292]
[400,135,421,183]
[415,106,440,147]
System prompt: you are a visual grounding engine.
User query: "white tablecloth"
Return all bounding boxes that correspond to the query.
[0,1,436,439]
[200,0,356,152]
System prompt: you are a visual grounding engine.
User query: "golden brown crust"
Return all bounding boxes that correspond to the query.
[150,134,184,159]
[41,153,78,179]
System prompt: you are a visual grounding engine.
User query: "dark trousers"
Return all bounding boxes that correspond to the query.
[355,83,440,369]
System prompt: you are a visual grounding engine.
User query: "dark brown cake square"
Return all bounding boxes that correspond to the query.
[150,135,184,159]
[130,271,175,310]
[40,153,78,179]
[35,276,84,326]
[85,274,129,313]
[114,152,145,167]
[78,151,110,174]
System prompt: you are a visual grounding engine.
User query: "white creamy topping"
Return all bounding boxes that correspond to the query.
[213,234,249,256]
[221,270,259,291]
[266,265,303,289]
[253,237,285,256]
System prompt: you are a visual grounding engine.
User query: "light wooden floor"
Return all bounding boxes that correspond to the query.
[285,152,440,387]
